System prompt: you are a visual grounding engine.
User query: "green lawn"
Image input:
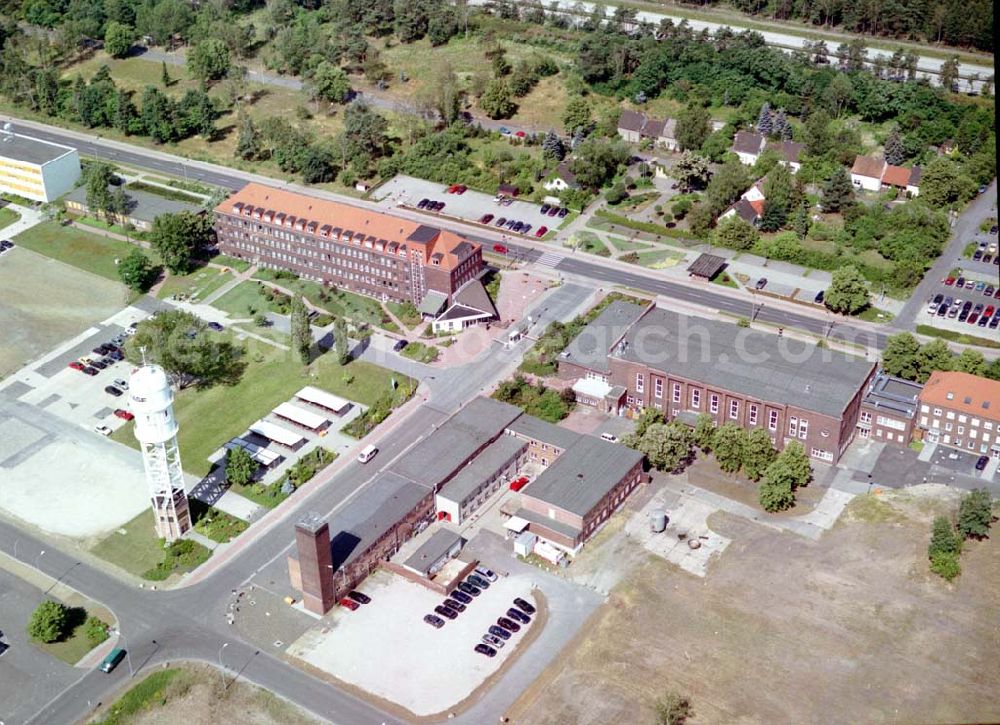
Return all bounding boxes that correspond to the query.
[211,280,270,318]
[92,668,188,725]
[607,236,653,253]
[208,253,251,272]
[565,231,610,257]
[711,271,739,288]
[90,510,172,578]
[36,607,108,665]
[72,215,147,241]
[156,267,234,302]
[12,221,145,281]
[251,270,391,329]
[628,249,685,270]
[112,348,415,477]
[386,300,422,328]
[916,324,1000,349]
[191,503,249,543]
[858,306,895,323]
[0,206,20,231]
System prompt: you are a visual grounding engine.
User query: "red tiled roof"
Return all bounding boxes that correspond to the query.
[919,371,1000,419]
[217,183,478,271]
[748,199,765,216]
[881,164,910,188]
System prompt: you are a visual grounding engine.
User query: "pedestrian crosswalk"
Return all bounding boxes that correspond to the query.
[535,251,564,268]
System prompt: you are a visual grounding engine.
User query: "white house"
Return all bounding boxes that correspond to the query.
[731,131,766,165]
[850,155,887,192]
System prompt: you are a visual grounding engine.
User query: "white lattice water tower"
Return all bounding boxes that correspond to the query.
[129,364,191,541]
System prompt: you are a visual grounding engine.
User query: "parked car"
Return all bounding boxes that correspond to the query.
[423,614,445,628]
[936,303,949,316]
[495,217,507,227]
[467,574,491,589]
[481,214,495,224]
[943,277,955,286]
[208,322,224,331]
[814,290,825,304]
[442,598,466,613]
[113,409,134,421]
[976,281,986,291]
[482,634,505,649]
[99,648,127,673]
[393,339,409,352]
[513,597,536,615]
[68,361,85,371]
[83,367,99,376]
[449,589,473,604]
[497,617,520,633]
[94,425,113,436]
[434,605,458,620]
[755,277,768,290]
[487,625,511,640]
[977,315,989,327]
[339,598,359,611]
[535,226,548,237]
[456,581,481,597]
[558,207,569,217]
[417,198,430,209]
[540,204,551,214]
[547,206,560,217]
[985,286,996,297]
[967,313,979,324]
[475,566,498,582]
[347,591,371,605]
[474,643,497,657]
[933,293,944,305]
[506,608,530,624]
[509,476,529,491]
[104,385,123,397]
[973,250,983,261]
[434,201,446,212]
[90,359,107,370]
[113,378,128,390]
[956,277,966,287]
[501,197,514,206]
[520,224,531,234]
[493,243,507,254]
[975,455,989,471]
[93,345,110,356]
[510,221,522,232]
[984,305,995,318]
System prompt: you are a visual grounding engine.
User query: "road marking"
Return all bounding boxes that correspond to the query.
[535,251,564,268]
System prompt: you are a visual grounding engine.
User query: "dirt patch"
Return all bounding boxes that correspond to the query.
[91,663,319,725]
[509,488,1000,724]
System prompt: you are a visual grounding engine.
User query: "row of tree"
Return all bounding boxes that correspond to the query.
[623,410,813,512]
[881,333,1000,383]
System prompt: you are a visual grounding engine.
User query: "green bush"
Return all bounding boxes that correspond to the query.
[27,600,70,643]
[85,616,110,646]
[929,550,961,581]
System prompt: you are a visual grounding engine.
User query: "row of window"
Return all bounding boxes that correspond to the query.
[921,405,996,429]
[921,415,1000,444]
[636,372,793,434]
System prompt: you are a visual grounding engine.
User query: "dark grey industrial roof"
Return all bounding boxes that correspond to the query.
[438,304,490,322]
[618,109,646,132]
[520,437,642,518]
[438,434,526,504]
[454,279,498,318]
[615,307,876,417]
[862,370,922,419]
[328,471,431,569]
[0,132,76,165]
[389,397,523,488]
[732,131,765,155]
[65,185,202,220]
[406,225,439,244]
[507,415,581,450]
[687,253,726,279]
[401,528,463,575]
[560,300,648,374]
[512,507,582,539]
[450,240,474,257]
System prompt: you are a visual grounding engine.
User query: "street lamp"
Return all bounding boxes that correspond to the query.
[12,539,19,560]
[218,642,229,690]
[35,550,45,570]
[115,630,135,677]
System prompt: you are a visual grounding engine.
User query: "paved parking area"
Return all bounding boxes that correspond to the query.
[372,175,565,239]
[0,566,80,725]
[0,398,149,539]
[288,568,539,717]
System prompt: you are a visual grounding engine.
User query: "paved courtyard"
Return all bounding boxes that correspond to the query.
[0,399,149,539]
[288,568,540,717]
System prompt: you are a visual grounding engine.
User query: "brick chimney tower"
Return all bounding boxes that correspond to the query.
[294,513,335,615]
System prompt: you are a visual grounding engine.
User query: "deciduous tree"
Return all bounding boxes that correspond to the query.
[742,428,776,482]
[881,332,921,380]
[671,151,711,192]
[480,78,516,119]
[225,446,256,487]
[562,96,591,136]
[824,265,869,315]
[118,249,159,292]
[956,489,994,540]
[104,21,133,58]
[149,211,212,274]
[636,421,693,472]
[693,413,715,452]
[676,103,711,152]
[187,38,231,84]
[290,294,311,364]
[712,422,747,474]
[27,601,69,644]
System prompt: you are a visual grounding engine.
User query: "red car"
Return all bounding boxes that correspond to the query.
[339,598,359,611]
[984,305,995,318]
[68,361,85,371]
[509,476,529,492]
[446,184,460,193]
[535,226,548,238]
[943,277,955,286]
[455,184,467,194]
[493,243,508,254]
[113,409,134,421]
[514,131,526,138]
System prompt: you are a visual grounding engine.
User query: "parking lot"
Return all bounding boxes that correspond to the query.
[288,568,539,717]
[372,175,568,240]
[919,231,1000,335]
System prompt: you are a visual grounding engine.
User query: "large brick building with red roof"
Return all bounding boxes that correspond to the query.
[213,184,484,307]
[917,371,1000,460]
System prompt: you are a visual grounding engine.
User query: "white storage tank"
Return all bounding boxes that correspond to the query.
[650,509,667,533]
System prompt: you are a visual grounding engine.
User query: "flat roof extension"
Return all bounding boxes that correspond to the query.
[0,132,76,166]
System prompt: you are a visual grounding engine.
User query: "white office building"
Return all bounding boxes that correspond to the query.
[0,125,81,202]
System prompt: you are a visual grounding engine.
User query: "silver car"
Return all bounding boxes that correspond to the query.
[482,634,505,649]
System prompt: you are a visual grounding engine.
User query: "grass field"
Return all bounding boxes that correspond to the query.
[606,236,653,253]
[252,270,390,328]
[565,231,610,257]
[37,607,109,665]
[0,206,21,231]
[111,346,414,476]
[400,341,439,363]
[12,221,147,281]
[629,249,684,269]
[156,266,235,302]
[90,510,171,578]
[208,253,251,272]
[91,664,319,725]
[211,280,269,318]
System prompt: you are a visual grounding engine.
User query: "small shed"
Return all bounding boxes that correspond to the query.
[497,183,519,197]
[686,253,726,281]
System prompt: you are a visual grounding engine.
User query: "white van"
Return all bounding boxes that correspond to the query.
[600,432,618,443]
[357,445,378,463]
